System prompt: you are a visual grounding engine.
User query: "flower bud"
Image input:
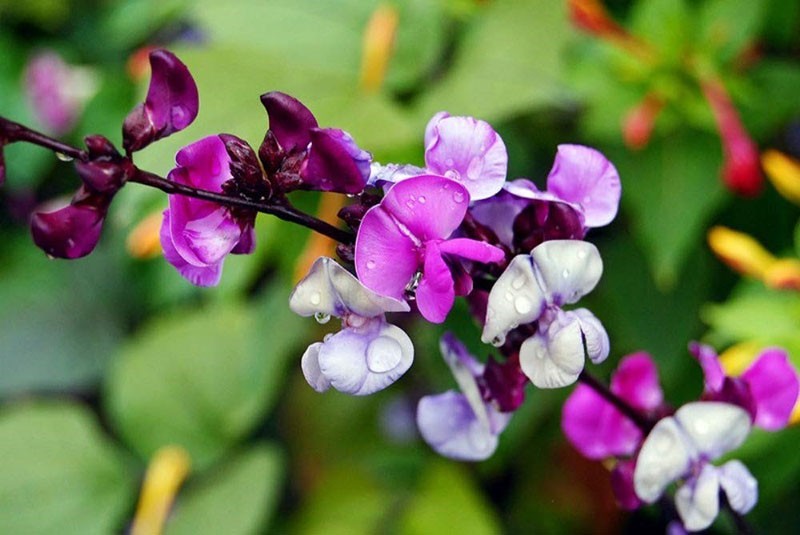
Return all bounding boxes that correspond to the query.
[482,356,526,412]
[30,187,109,259]
[512,200,584,252]
[260,91,318,153]
[219,133,270,198]
[301,128,371,194]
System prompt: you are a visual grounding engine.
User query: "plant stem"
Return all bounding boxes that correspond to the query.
[577,370,655,433]
[0,117,87,161]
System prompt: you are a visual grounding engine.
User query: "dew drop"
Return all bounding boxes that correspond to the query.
[366,259,376,270]
[418,196,426,204]
[562,269,570,279]
[314,312,331,324]
[55,152,73,162]
[366,335,403,372]
[504,291,513,302]
[514,296,532,315]
[452,190,465,203]
[309,291,321,306]
[576,248,587,259]
[490,334,506,347]
[323,333,333,342]
[46,254,55,260]
[511,275,526,290]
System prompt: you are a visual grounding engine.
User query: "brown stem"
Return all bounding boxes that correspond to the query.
[578,370,655,433]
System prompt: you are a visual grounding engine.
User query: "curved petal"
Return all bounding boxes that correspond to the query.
[718,460,758,514]
[424,115,507,201]
[302,128,370,194]
[572,308,610,365]
[301,342,331,393]
[290,257,409,318]
[519,312,586,389]
[415,242,455,323]
[531,240,603,306]
[439,333,489,429]
[159,210,222,286]
[438,237,505,264]
[169,203,242,266]
[144,50,199,135]
[741,348,800,431]
[416,391,501,461]
[173,135,233,191]
[674,402,751,459]
[611,459,644,511]
[260,91,318,152]
[317,322,413,396]
[634,416,693,503]
[367,162,425,187]
[469,190,529,247]
[675,464,721,532]
[355,204,420,300]
[481,255,546,345]
[380,174,470,240]
[611,352,663,411]
[688,342,725,393]
[423,111,450,150]
[562,384,642,460]
[546,144,621,227]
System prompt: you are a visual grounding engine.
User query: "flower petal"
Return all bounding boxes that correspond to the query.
[302,128,370,194]
[317,321,413,396]
[260,91,318,152]
[741,348,800,431]
[546,144,621,227]
[519,311,587,388]
[438,237,505,264]
[634,416,693,503]
[424,114,507,201]
[674,402,751,459]
[573,308,610,365]
[611,459,644,511]
[290,257,409,318]
[159,210,222,286]
[675,464,720,532]
[301,342,331,393]
[688,342,725,393]
[718,460,758,514]
[439,333,489,429]
[481,254,546,345]
[415,242,455,323]
[530,239,603,306]
[611,352,663,411]
[143,49,199,135]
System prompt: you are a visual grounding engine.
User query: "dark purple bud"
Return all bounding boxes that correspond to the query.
[260,91,318,153]
[231,222,256,255]
[258,130,283,173]
[301,128,370,194]
[76,135,130,194]
[30,187,109,259]
[512,200,585,252]
[704,377,758,422]
[123,49,199,153]
[482,355,527,412]
[85,134,119,158]
[219,133,268,198]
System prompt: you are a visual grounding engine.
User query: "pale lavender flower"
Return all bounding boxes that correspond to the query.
[290,257,413,396]
[481,239,608,388]
[159,135,255,286]
[634,402,757,532]
[417,333,511,461]
[355,175,505,323]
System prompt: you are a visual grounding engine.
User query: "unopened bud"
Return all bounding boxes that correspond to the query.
[219,133,267,196]
[512,200,584,252]
[258,130,283,173]
[30,187,109,259]
[260,91,318,153]
[764,259,800,291]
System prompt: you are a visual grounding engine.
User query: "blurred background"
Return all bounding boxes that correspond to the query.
[1,0,799,533]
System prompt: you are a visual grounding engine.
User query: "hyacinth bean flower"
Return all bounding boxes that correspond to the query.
[290,257,413,395]
[481,239,609,388]
[562,352,663,460]
[417,333,511,461]
[159,135,255,286]
[123,49,199,153]
[260,92,371,194]
[634,402,757,532]
[30,187,110,259]
[690,342,799,431]
[355,174,505,323]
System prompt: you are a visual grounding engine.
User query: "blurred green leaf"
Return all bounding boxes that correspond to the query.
[0,401,136,535]
[386,0,445,95]
[398,460,501,535]
[742,61,800,139]
[0,0,70,29]
[795,219,800,257]
[629,0,690,64]
[610,130,728,287]
[695,0,766,63]
[106,282,307,468]
[100,0,189,50]
[166,443,285,535]
[415,0,568,121]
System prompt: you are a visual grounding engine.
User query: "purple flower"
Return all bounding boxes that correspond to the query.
[260,92,371,194]
[123,49,199,153]
[355,175,505,323]
[417,333,511,460]
[689,343,799,431]
[481,240,609,388]
[290,257,413,396]
[24,51,98,135]
[30,187,109,259]
[423,112,508,201]
[562,352,663,460]
[634,402,757,532]
[159,135,255,286]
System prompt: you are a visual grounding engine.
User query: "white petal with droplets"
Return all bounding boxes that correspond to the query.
[674,402,751,459]
[634,417,693,503]
[481,255,545,345]
[301,343,332,393]
[530,240,602,306]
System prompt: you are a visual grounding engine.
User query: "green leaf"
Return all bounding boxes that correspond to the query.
[0,401,136,535]
[695,0,766,63]
[105,283,307,468]
[628,0,690,64]
[414,0,568,122]
[609,130,728,288]
[398,460,501,535]
[166,444,285,535]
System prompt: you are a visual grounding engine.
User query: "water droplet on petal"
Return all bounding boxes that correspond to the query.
[418,196,426,204]
[323,333,333,342]
[562,269,570,279]
[366,259,376,270]
[314,312,331,324]
[309,291,321,306]
[466,156,483,181]
[504,291,513,302]
[514,296,532,315]
[46,254,55,260]
[452,190,465,203]
[576,248,587,259]
[490,334,506,347]
[55,152,73,162]
[366,335,403,373]
[511,275,526,290]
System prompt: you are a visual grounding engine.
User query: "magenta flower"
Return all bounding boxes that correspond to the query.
[290,257,413,395]
[30,187,108,259]
[417,333,511,461]
[689,342,799,431]
[122,49,199,153]
[423,112,508,201]
[562,352,663,460]
[160,135,255,286]
[260,92,371,194]
[355,175,505,323]
[634,402,757,532]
